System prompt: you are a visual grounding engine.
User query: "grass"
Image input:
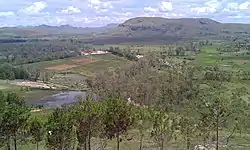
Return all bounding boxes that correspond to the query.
[194,45,250,72]
[0,80,21,90]
[24,54,131,76]
[70,54,132,76]
[3,128,250,150]
[92,44,167,54]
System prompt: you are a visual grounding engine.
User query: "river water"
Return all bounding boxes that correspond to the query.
[28,91,87,107]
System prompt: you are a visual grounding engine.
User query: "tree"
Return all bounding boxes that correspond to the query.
[72,97,104,150]
[0,91,30,150]
[46,107,75,150]
[150,108,179,150]
[224,87,250,145]
[103,97,135,150]
[28,117,45,150]
[198,66,244,150]
[175,46,184,56]
[0,90,6,149]
[42,71,52,83]
[134,107,151,150]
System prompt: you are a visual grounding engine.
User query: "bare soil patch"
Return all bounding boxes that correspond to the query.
[13,81,56,89]
[72,57,99,63]
[46,64,77,71]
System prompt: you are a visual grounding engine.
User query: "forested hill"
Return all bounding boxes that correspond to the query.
[92,17,250,43]
[1,17,250,43]
[0,24,119,38]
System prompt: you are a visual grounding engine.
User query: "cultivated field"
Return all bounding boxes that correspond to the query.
[25,54,131,76]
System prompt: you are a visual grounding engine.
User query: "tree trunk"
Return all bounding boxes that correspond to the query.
[216,112,219,150]
[139,133,144,150]
[36,142,39,150]
[99,138,106,150]
[186,129,191,150]
[226,127,236,145]
[117,133,120,150]
[77,139,87,150]
[77,142,86,150]
[14,134,18,150]
[6,136,11,150]
[160,135,164,150]
[88,131,91,150]
[84,137,87,150]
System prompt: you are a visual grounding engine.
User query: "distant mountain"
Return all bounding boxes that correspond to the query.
[1,17,250,44]
[0,24,118,38]
[88,17,250,44]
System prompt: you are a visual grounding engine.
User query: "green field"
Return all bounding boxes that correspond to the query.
[24,54,131,76]
[193,45,250,72]
[0,80,22,90]
[93,44,168,54]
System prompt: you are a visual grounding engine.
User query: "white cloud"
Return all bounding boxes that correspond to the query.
[227,2,238,10]
[60,6,81,14]
[223,1,250,11]
[88,0,113,10]
[20,1,47,14]
[112,11,133,17]
[205,0,220,8]
[191,6,216,14]
[144,6,158,12]
[72,17,90,23]
[1,0,250,27]
[56,17,67,24]
[159,1,173,11]
[0,11,14,17]
[228,15,250,19]
[239,1,250,10]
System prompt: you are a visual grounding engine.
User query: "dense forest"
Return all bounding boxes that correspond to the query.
[0,39,86,65]
[0,63,30,80]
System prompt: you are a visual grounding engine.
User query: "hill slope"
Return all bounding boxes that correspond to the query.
[89,17,250,44]
[1,17,250,43]
[0,24,118,38]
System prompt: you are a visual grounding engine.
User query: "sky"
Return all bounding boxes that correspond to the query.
[0,0,250,27]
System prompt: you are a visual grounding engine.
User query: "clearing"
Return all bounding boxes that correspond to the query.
[45,64,77,71]
[25,54,131,76]
[72,57,98,63]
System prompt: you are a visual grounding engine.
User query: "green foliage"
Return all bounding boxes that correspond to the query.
[46,107,75,150]
[108,46,138,61]
[204,66,232,82]
[150,108,179,150]
[0,40,84,65]
[0,63,30,80]
[71,97,104,150]
[0,91,30,150]
[103,97,135,150]
[28,117,45,150]
[217,39,250,52]
[134,107,151,150]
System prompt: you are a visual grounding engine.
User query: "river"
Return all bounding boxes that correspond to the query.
[27,91,87,107]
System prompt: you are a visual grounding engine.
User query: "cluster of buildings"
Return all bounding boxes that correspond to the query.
[81,50,110,56]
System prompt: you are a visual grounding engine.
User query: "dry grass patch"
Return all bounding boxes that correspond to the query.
[72,57,99,63]
[45,64,77,71]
